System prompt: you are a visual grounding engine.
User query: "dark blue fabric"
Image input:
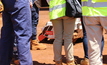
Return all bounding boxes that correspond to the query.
[0,0,33,65]
[31,3,39,40]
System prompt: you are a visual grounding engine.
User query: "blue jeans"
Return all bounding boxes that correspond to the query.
[31,3,39,40]
[81,17,104,58]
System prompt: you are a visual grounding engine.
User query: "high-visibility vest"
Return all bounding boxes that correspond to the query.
[49,0,66,20]
[82,0,107,16]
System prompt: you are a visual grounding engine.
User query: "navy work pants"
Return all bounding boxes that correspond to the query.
[0,0,33,65]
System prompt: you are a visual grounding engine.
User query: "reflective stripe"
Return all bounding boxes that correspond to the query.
[49,3,65,12]
[50,7,66,20]
[82,0,88,1]
[82,0,107,2]
[92,0,107,3]
[82,0,107,16]
[82,7,107,16]
[49,0,66,20]
[49,0,66,8]
[82,2,107,7]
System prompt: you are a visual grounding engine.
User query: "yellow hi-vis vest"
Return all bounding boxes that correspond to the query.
[82,0,107,16]
[49,0,66,20]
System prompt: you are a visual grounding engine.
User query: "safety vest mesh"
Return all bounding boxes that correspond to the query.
[49,0,66,20]
[82,0,107,16]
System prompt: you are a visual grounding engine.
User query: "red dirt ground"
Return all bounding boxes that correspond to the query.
[0,10,107,65]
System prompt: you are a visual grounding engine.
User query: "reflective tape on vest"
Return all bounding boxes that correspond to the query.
[82,1,107,7]
[82,6,107,16]
[49,0,66,20]
[49,3,65,12]
[82,0,107,16]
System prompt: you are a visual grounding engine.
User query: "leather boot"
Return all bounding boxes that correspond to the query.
[14,60,20,65]
[31,40,47,50]
[80,58,89,65]
[55,60,63,65]
[66,60,76,65]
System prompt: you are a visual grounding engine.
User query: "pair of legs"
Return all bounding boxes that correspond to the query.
[83,17,107,65]
[81,17,104,59]
[0,0,33,65]
[31,3,39,40]
[51,17,76,62]
[30,3,46,50]
[12,3,39,64]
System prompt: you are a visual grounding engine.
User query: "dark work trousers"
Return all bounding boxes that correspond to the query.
[0,0,33,65]
[31,3,39,40]
[81,17,104,58]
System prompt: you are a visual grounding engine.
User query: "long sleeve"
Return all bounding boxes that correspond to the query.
[29,0,33,3]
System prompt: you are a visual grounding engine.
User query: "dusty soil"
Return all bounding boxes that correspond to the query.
[0,10,107,65]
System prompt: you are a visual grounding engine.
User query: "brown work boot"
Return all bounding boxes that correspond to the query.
[66,60,76,65]
[55,60,63,65]
[80,58,89,65]
[31,40,47,50]
[14,60,20,65]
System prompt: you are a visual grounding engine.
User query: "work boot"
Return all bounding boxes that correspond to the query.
[66,60,76,65]
[80,58,89,65]
[31,40,47,50]
[14,60,20,65]
[55,60,63,65]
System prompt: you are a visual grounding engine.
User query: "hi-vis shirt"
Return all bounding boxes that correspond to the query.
[49,0,66,20]
[82,0,107,16]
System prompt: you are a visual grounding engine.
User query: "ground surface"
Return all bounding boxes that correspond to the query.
[0,10,107,65]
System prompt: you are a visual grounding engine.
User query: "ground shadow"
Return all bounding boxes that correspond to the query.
[73,38,83,45]
[103,55,107,64]
[74,56,83,64]
[39,38,83,46]
[61,55,83,64]
[32,55,83,65]
[33,61,54,65]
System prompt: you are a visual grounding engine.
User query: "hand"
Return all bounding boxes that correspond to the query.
[30,2,33,8]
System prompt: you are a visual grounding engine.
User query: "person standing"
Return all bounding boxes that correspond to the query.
[30,0,47,50]
[80,17,104,65]
[81,0,107,65]
[0,0,33,65]
[48,0,76,65]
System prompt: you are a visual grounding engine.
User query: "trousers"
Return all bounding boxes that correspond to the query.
[31,3,39,40]
[51,17,76,61]
[83,16,107,65]
[81,17,104,59]
[0,0,33,65]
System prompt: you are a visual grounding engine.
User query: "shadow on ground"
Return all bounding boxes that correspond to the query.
[33,61,54,65]
[33,55,83,65]
[39,38,83,45]
[103,55,107,64]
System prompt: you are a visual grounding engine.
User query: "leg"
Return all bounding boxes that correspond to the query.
[51,19,63,61]
[0,11,14,65]
[81,17,104,65]
[81,17,88,59]
[11,3,33,65]
[63,17,76,62]
[31,4,39,40]
[83,17,103,65]
[30,4,46,50]
[80,17,89,65]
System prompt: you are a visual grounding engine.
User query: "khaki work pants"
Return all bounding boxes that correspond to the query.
[83,17,107,65]
[51,16,76,61]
